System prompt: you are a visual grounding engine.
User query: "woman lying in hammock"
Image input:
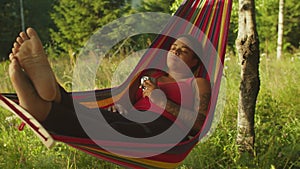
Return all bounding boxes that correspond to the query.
[8,28,211,141]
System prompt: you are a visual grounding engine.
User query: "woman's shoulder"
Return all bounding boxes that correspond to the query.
[195,77,210,83]
[194,77,211,92]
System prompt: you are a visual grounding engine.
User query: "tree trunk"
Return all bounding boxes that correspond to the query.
[277,0,284,60]
[235,0,260,154]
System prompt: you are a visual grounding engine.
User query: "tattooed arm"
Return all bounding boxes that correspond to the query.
[145,78,211,135]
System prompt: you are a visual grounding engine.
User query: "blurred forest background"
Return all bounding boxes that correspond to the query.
[0,0,299,168]
[0,0,299,60]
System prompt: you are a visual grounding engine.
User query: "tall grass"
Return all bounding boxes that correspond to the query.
[0,54,299,168]
[181,55,300,169]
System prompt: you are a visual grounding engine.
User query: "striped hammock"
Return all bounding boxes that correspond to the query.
[0,0,232,168]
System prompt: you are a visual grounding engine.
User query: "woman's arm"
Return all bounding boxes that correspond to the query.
[144,78,211,135]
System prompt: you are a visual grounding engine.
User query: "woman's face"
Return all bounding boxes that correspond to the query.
[167,37,198,70]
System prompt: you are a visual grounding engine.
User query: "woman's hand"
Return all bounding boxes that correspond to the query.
[106,104,128,115]
[141,80,158,98]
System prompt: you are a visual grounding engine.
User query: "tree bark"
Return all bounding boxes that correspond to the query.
[235,0,260,154]
[277,0,284,60]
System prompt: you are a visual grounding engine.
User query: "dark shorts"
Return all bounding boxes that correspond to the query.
[41,86,188,141]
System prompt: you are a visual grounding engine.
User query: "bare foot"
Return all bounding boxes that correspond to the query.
[9,58,51,121]
[12,27,60,102]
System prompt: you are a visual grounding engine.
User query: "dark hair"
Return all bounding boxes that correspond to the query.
[176,34,204,74]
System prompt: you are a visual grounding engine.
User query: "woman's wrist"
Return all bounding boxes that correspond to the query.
[149,89,166,108]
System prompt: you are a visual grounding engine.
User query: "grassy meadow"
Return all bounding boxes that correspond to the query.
[0,53,299,168]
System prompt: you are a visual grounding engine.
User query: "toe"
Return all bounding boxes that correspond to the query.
[14,42,20,49]
[26,27,39,39]
[9,53,16,61]
[12,47,18,55]
[19,31,28,41]
[16,37,24,44]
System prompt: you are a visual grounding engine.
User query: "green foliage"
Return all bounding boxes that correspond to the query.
[170,0,183,14]
[0,1,20,60]
[255,0,300,56]
[255,0,279,55]
[254,56,300,168]
[227,1,239,53]
[139,0,175,13]
[0,61,12,93]
[24,0,55,44]
[50,0,132,57]
[0,0,54,60]
[284,0,300,50]
[0,0,300,60]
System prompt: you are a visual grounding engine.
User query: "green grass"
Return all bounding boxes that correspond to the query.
[0,54,299,169]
